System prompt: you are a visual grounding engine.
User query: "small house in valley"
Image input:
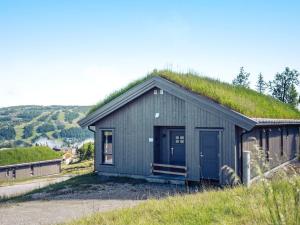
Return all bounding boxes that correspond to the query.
[79,70,300,185]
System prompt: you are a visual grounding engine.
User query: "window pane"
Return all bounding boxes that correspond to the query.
[105,155,113,164]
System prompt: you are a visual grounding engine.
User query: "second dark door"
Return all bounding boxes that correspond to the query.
[199,131,219,180]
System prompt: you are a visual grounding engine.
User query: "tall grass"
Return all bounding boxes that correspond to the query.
[250,143,300,225]
[0,146,61,166]
[65,176,300,225]
[88,69,300,119]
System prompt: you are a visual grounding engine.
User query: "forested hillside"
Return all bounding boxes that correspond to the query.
[0,105,92,148]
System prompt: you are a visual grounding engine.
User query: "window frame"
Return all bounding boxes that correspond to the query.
[100,128,115,165]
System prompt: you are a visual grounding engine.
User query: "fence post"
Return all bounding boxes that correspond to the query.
[243,151,251,187]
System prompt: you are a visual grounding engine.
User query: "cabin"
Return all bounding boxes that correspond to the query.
[79,70,300,185]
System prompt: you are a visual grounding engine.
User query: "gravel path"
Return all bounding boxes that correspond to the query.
[0,175,73,198]
[0,199,140,225]
[0,180,190,225]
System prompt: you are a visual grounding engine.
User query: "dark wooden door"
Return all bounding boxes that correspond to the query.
[169,130,185,166]
[199,131,219,180]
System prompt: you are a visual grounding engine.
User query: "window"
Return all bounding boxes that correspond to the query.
[280,128,284,156]
[265,129,270,161]
[102,130,113,164]
[175,135,184,144]
[6,169,9,177]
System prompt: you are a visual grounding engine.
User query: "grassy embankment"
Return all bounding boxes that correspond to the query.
[0,146,61,166]
[89,69,300,119]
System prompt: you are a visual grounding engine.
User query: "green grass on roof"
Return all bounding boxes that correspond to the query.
[88,69,300,119]
[0,146,61,166]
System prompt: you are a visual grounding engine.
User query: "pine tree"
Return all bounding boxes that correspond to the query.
[256,73,266,94]
[286,84,298,108]
[232,67,250,88]
[269,67,299,107]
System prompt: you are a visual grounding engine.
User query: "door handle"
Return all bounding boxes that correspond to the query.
[171,147,174,156]
[200,153,204,157]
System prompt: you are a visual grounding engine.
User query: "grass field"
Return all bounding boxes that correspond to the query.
[66,176,300,225]
[89,69,300,119]
[0,146,61,166]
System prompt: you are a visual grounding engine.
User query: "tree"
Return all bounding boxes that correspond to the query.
[232,67,250,88]
[256,73,266,94]
[269,67,299,107]
[78,142,94,161]
[286,84,298,108]
[23,124,34,139]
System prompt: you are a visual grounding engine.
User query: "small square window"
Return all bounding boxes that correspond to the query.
[154,90,158,95]
[160,89,164,95]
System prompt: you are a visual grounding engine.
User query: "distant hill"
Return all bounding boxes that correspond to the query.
[0,105,92,148]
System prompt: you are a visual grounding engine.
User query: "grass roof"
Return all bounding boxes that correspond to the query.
[88,70,300,119]
[0,146,61,166]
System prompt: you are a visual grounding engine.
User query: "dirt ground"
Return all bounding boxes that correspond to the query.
[0,180,193,225]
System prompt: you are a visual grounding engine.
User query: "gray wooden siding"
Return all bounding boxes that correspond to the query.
[242,126,299,178]
[95,88,239,184]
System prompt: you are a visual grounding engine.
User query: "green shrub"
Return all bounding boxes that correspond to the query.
[77,143,94,161]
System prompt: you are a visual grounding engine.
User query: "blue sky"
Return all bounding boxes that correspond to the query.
[0,0,299,107]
